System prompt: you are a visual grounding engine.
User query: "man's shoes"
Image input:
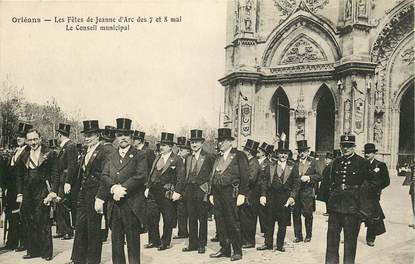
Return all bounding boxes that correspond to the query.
[230,254,242,261]
[207,217,212,221]
[293,237,303,243]
[366,241,375,247]
[158,244,170,251]
[173,235,188,239]
[0,245,15,251]
[144,243,160,249]
[304,237,311,243]
[182,247,197,252]
[53,234,64,238]
[23,254,38,259]
[198,247,205,254]
[242,243,255,249]
[256,245,272,251]
[276,246,286,252]
[210,237,219,242]
[61,234,73,240]
[42,256,53,261]
[15,246,26,252]
[209,249,231,258]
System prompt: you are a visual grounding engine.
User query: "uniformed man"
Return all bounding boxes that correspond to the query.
[68,120,107,264]
[256,142,273,235]
[174,136,190,239]
[17,128,59,260]
[96,118,148,264]
[409,159,415,229]
[325,134,369,264]
[293,140,321,243]
[361,143,390,247]
[144,132,185,250]
[178,129,215,254]
[54,123,78,240]
[0,123,31,252]
[208,128,249,261]
[256,142,299,252]
[240,139,261,248]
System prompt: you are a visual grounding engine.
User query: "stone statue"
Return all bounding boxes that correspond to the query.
[345,0,352,19]
[373,118,383,143]
[358,0,367,17]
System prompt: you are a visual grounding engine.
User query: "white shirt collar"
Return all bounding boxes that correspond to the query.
[59,137,70,148]
[87,142,100,153]
[258,157,267,164]
[192,149,202,160]
[119,145,131,157]
[223,147,232,160]
[137,144,144,150]
[161,151,172,162]
[278,160,287,168]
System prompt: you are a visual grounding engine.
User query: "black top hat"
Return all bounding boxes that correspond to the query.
[183,140,191,150]
[265,144,274,155]
[364,143,378,154]
[243,139,259,154]
[49,139,58,149]
[190,129,204,141]
[340,134,356,145]
[101,125,116,141]
[177,136,187,146]
[276,141,290,153]
[144,141,149,147]
[56,123,71,136]
[115,118,133,133]
[81,120,100,133]
[325,151,334,159]
[17,123,33,137]
[132,130,145,140]
[258,142,268,152]
[216,128,234,141]
[333,149,342,158]
[296,140,310,151]
[160,132,175,145]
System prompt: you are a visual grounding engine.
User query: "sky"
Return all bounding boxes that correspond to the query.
[0,0,227,134]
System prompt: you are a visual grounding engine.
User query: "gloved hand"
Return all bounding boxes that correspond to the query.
[64,183,71,194]
[300,175,311,182]
[111,185,127,200]
[144,188,149,198]
[171,191,181,201]
[95,198,104,214]
[209,195,214,205]
[285,197,295,207]
[260,196,267,206]
[16,194,23,203]
[236,194,245,206]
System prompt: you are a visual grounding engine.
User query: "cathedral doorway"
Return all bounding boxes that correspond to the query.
[314,84,335,155]
[271,87,290,148]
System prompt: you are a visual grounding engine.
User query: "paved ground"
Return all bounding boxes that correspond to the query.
[0,175,414,264]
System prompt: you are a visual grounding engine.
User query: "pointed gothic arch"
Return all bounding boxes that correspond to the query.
[271,87,291,146]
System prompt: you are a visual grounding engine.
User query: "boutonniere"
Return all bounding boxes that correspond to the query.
[374,167,380,173]
[170,165,176,169]
[93,153,97,157]
[42,154,48,159]
[129,154,134,158]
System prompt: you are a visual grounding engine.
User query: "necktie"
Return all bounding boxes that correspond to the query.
[277,163,284,177]
[191,155,197,173]
[156,156,165,170]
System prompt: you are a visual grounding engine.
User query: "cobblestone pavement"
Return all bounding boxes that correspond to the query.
[0,175,413,264]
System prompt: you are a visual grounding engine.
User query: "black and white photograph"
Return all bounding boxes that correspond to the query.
[0,0,414,263]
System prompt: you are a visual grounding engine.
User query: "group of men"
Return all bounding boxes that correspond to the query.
[0,119,392,264]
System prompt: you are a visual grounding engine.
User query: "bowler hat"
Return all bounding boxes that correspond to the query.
[340,134,356,145]
[216,128,234,141]
[81,120,100,133]
[17,123,33,137]
[115,118,133,133]
[190,129,204,141]
[101,125,116,141]
[243,139,259,154]
[56,123,71,136]
[132,130,145,140]
[296,140,310,151]
[160,132,175,145]
[364,143,378,154]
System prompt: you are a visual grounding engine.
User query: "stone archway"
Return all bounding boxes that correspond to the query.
[313,84,335,154]
[398,81,414,165]
[271,87,290,147]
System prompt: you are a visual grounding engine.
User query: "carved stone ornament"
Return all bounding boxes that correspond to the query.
[280,36,327,64]
[401,45,414,65]
[273,0,329,15]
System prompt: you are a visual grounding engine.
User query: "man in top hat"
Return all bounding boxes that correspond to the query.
[144,132,185,250]
[16,128,59,260]
[257,142,299,252]
[68,120,107,264]
[325,135,369,264]
[176,129,215,254]
[132,130,155,170]
[317,151,336,216]
[99,125,117,242]
[0,123,32,251]
[54,123,78,241]
[239,139,261,249]
[293,140,321,243]
[174,136,190,239]
[360,143,390,247]
[256,142,274,235]
[96,118,148,264]
[208,128,249,261]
